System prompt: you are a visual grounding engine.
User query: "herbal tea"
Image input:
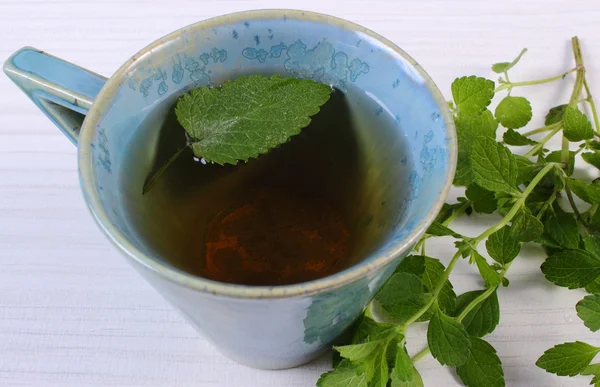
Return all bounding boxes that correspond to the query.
[119,83,409,286]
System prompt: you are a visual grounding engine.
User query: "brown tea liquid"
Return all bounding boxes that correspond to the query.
[119,83,407,287]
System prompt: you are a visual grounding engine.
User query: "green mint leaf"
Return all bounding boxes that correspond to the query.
[470,137,518,193]
[541,250,600,289]
[593,375,600,387]
[563,106,594,142]
[367,349,390,387]
[511,208,544,242]
[486,226,521,264]
[421,257,457,319]
[435,203,458,224]
[391,366,423,387]
[491,48,527,73]
[332,350,343,368]
[466,184,498,214]
[427,221,463,238]
[583,230,600,259]
[454,110,498,186]
[317,359,368,387]
[589,141,600,151]
[495,96,533,129]
[455,290,500,337]
[427,307,471,366]
[334,341,382,362]
[352,317,397,344]
[375,273,426,323]
[582,363,600,376]
[394,255,426,277]
[515,155,537,185]
[545,104,567,125]
[544,207,580,249]
[567,178,600,204]
[451,76,495,116]
[586,278,600,294]
[456,337,505,387]
[503,128,537,146]
[175,74,331,165]
[577,294,600,332]
[456,240,475,258]
[394,345,414,382]
[545,150,575,175]
[583,152,600,170]
[536,341,600,376]
[472,251,502,287]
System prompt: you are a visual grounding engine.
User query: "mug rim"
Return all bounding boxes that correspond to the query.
[78,8,457,299]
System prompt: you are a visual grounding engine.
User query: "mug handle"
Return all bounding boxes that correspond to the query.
[3,47,107,145]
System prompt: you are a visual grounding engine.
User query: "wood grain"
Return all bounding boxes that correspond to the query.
[1,0,599,386]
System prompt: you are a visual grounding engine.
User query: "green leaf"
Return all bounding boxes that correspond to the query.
[334,341,382,362]
[394,255,426,277]
[391,366,423,387]
[394,345,414,382]
[503,128,537,146]
[581,363,600,376]
[583,230,600,259]
[472,251,501,287]
[451,76,495,116]
[563,106,594,142]
[589,141,600,151]
[466,184,498,214]
[544,207,580,249]
[427,221,462,238]
[367,349,390,387]
[317,359,368,387]
[454,110,498,186]
[541,250,600,289]
[470,137,518,193]
[486,226,521,264]
[455,290,500,337]
[495,96,533,129]
[511,209,544,242]
[352,317,397,344]
[545,104,567,125]
[492,48,527,73]
[175,74,331,165]
[421,257,456,318]
[427,307,471,366]
[587,278,600,294]
[515,155,537,185]
[567,179,600,204]
[577,294,600,332]
[536,341,600,376]
[583,152,600,169]
[546,150,575,175]
[456,337,505,387]
[375,273,426,323]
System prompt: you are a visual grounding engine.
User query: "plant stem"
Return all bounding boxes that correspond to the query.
[403,164,557,329]
[474,163,559,243]
[523,125,562,158]
[568,37,585,107]
[411,347,430,362]
[494,67,579,93]
[142,146,189,195]
[537,193,557,220]
[402,251,462,329]
[583,79,600,134]
[522,124,557,137]
[443,201,472,226]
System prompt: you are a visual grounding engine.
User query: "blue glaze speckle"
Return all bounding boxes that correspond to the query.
[254,35,260,45]
[232,29,239,39]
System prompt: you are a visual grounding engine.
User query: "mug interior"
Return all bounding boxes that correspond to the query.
[79,10,455,295]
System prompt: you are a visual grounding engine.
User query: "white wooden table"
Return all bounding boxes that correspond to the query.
[1,1,599,386]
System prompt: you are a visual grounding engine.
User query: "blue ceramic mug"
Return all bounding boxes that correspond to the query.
[4,9,456,369]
